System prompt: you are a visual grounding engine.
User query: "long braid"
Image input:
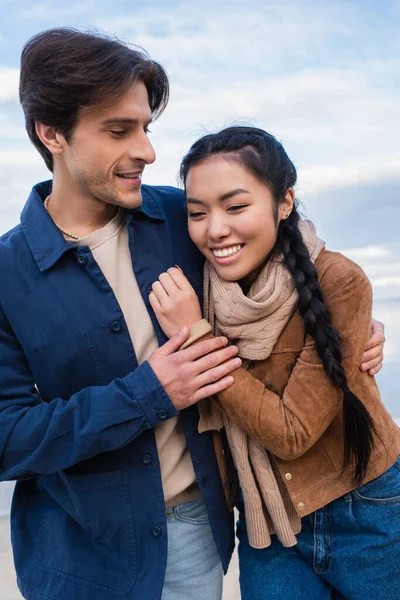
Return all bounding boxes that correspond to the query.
[180,125,377,483]
[276,210,376,482]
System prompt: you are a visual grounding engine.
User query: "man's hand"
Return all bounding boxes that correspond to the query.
[360,318,385,376]
[148,328,241,410]
[149,267,203,338]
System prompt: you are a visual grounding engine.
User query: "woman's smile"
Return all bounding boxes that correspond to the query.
[211,243,245,264]
[186,157,286,287]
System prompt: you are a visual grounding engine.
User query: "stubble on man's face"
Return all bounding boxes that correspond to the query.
[61,80,156,210]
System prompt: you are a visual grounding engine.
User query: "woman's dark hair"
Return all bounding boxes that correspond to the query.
[180,126,376,483]
[19,28,169,171]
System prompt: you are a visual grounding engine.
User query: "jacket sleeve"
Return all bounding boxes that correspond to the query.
[0,306,177,481]
[212,264,373,460]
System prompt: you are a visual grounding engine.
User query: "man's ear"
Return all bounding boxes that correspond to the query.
[35,123,65,157]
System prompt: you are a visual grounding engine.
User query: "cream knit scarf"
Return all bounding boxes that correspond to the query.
[199,219,325,548]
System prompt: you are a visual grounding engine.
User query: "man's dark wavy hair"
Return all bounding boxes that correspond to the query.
[19,27,169,171]
[180,125,377,484]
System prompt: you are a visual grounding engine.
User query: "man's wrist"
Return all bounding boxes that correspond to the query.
[123,361,178,426]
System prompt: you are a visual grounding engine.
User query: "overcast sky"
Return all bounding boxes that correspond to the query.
[0,0,399,430]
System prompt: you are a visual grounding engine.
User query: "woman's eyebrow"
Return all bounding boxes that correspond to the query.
[219,188,250,201]
[186,197,205,205]
[186,189,250,205]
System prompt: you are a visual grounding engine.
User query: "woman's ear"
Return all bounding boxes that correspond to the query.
[279,188,295,222]
[35,122,65,157]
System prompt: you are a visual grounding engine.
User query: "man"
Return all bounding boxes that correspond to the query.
[0,28,384,600]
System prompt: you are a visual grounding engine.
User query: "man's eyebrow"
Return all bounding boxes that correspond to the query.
[100,117,153,126]
[186,188,250,205]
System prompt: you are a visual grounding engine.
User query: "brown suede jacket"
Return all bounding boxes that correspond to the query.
[207,249,400,517]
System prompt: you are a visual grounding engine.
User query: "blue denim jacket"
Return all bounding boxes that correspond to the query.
[0,181,234,600]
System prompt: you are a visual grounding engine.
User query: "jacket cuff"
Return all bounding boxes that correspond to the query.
[123,361,178,426]
[179,319,212,350]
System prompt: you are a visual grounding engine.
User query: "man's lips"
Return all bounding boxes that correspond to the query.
[115,172,142,188]
[115,172,142,179]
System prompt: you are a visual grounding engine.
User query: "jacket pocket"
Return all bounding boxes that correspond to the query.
[28,329,106,400]
[33,468,137,595]
[353,457,400,504]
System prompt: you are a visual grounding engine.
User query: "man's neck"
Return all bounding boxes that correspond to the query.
[47,179,118,238]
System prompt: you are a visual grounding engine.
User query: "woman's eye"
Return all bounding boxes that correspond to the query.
[188,212,206,219]
[227,204,247,212]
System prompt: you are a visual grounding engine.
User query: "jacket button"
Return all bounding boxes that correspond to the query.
[152,526,162,538]
[285,473,292,480]
[141,454,152,465]
[77,254,88,266]
[298,502,305,510]
[111,321,122,333]
[158,409,168,420]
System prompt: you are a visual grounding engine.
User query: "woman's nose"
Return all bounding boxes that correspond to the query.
[208,217,231,240]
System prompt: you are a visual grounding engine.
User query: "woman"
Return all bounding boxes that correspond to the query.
[149,126,399,599]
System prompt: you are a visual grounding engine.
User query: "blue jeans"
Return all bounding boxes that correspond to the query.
[161,497,223,600]
[237,457,400,600]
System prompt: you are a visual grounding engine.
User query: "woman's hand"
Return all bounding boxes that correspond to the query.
[149,267,203,338]
[360,318,385,376]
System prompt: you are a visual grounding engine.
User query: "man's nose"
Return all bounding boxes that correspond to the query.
[129,133,156,165]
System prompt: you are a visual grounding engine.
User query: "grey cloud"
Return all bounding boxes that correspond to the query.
[307,177,400,248]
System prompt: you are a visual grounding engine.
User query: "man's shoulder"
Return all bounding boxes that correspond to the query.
[0,180,49,256]
[0,224,29,310]
[141,184,185,214]
[0,222,25,254]
[142,184,183,199]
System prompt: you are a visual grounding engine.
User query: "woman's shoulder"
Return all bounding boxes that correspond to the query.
[315,249,372,297]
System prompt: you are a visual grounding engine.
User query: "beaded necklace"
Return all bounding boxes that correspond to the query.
[44,195,80,240]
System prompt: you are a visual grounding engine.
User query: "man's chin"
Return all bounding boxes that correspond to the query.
[114,189,143,210]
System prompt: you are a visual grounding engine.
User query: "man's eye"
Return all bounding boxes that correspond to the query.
[144,127,152,134]
[110,130,125,137]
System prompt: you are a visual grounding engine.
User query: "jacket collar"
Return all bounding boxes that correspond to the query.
[136,185,165,222]
[21,180,165,273]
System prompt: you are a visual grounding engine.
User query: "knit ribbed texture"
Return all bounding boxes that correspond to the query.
[198,218,325,548]
[180,319,212,350]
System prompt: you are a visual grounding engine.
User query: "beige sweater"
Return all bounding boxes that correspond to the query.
[73,209,200,507]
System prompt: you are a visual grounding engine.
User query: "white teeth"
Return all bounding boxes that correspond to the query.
[212,245,242,258]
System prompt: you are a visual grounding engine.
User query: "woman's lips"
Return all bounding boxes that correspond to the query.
[211,244,244,265]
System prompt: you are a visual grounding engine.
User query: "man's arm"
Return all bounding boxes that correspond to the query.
[0,308,238,481]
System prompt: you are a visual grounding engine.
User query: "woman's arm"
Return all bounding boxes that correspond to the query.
[150,267,385,371]
[208,264,374,460]
[150,265,383,460]
[149,267,203,338]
